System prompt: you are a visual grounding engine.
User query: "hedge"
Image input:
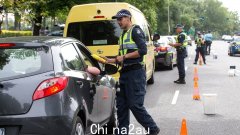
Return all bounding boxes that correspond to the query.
[0,30,32,38]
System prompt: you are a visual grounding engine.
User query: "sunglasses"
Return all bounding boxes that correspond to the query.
[117,17,124,21]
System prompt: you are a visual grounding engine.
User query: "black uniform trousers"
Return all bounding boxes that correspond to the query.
[205,41,212,55]
[177,48,186,79]
[116,68,159,135]
[195,46,206,63]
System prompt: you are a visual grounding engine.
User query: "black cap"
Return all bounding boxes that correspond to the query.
[174,24,184,29]
[112,9,132,19]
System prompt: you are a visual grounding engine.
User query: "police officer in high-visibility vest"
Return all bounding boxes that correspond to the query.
[194,32,206,64]
[103,9,160,135]
[169,24,187,84]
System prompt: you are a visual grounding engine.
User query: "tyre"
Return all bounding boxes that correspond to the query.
[168,62,174,70]
[147,71,154,84]
[105,103,117,134]
[71,117,85,135]
[147,62,155,84]
[167,56,174,70]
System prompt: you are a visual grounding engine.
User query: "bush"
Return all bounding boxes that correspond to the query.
[0,30,32,38]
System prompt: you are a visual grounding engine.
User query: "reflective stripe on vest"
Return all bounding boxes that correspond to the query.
[176,32,188,48]
[119,25,138,56]
[119,25,145,64]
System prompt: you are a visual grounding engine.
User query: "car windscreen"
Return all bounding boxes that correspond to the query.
[234,38,240,42]
[0,46,53,81]
[67,20,121,46]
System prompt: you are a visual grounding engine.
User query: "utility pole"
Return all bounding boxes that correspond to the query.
[168,0,170,35]
[0,5,3,34]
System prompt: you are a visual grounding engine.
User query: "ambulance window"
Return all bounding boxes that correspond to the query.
[67,21,121,46]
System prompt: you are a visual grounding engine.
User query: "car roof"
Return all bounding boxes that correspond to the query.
[0,36,79,47]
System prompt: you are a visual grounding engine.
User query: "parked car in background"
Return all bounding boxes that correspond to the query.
[47,30,63,36]
[222,35,227,40]
[224,35,233,41]
[154,36,177,70]
[228,38,240,56]
[0,36,118,135]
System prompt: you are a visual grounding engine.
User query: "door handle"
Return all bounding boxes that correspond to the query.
[76,80,84,88]
[90,84,96,95]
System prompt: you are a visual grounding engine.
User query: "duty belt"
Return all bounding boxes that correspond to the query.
[121,63,143,73]
[176,47,186,51]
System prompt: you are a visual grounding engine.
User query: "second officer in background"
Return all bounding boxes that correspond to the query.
[169,24,187,84]
[194,32,206,64]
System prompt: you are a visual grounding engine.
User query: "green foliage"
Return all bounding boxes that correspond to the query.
[1,0,240,37]
[0,30,32,38]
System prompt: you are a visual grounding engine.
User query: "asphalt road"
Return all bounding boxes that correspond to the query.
[130,40,240,135]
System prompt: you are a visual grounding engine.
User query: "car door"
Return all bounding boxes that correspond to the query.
[60,43,100,124]
[74,42,115,123]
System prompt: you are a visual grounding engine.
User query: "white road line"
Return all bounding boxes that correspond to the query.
[171,90,180,105]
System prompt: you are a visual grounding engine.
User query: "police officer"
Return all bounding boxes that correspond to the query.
[103,9,160,135]
[194,32,206,64]
[204,30,213,55]
[169,24,187,84]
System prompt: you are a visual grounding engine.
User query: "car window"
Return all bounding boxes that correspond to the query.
[0,47,53,81]
[234,38,240,42]
[61,44,85,71]
[67,20,121,46]
[75,43,102,69]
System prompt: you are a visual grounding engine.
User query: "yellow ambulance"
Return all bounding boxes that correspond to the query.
[64,2,155,84]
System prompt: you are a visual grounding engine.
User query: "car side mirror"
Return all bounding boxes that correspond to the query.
[154,42,160,47]
[153,33,160,41]
[86,66,100,76]
[104,64,118,75]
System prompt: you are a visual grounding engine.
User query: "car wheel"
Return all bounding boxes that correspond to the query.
[106,102,117,134]
[167,55,174,70]
[147,71,154,84]
[72,117,85,135]
[168,62,174,70]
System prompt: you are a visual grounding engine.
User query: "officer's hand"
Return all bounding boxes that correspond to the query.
[116,56,124,63]
[169,43,174,47]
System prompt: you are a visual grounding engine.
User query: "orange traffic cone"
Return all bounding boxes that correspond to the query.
[199,54,203,65]
[193,67,199,81]
[193,81,200,100]
[194,67,198,74]
[180,118,188,135]
[193,72,199,81]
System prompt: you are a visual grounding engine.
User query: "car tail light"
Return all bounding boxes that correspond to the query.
[33,77,68,101]
[94,16,105,19]
[160,47,167,52]
[0,43,15,47]
[156,47,168,52]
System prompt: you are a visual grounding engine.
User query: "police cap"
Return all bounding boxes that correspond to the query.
[112,9,132,19]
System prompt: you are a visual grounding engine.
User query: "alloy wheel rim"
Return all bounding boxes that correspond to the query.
[75,123,84,135]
